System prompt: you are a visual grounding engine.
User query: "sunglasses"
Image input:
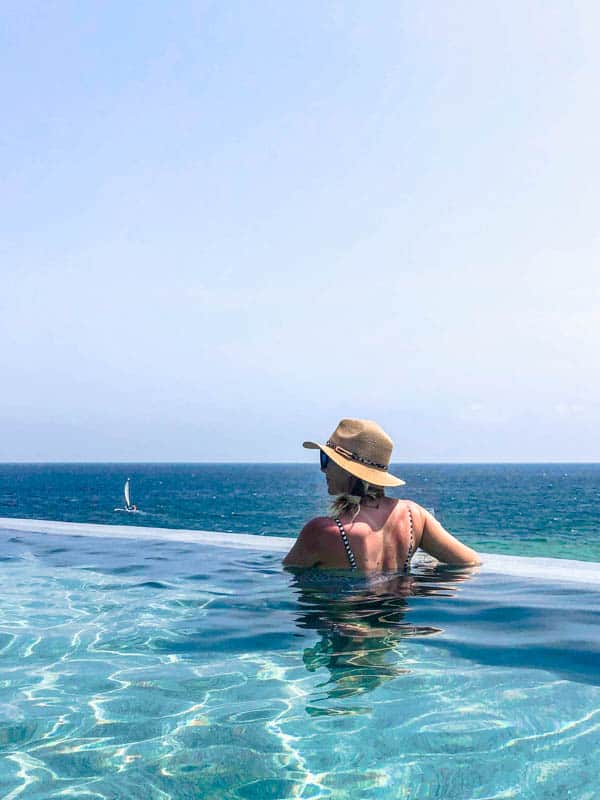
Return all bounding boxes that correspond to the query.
[320,451,330,471]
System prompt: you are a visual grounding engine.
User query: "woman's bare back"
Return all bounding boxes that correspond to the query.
[335,498,416,572]
[283,498,480,571]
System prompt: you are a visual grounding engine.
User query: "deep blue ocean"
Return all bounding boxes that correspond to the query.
[0,463,598,561]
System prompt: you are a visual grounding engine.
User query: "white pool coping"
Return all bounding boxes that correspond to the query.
[0,517,598,586]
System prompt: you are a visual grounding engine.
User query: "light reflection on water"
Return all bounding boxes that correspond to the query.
[0,530,599,799]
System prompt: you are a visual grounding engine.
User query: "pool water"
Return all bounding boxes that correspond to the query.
[0,521,599,799]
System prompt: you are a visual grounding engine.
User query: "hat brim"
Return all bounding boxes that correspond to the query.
[303,441,405,487]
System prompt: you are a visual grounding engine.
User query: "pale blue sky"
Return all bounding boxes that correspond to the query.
[2,1,599,461]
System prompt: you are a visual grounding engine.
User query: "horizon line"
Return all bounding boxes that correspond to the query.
[1,460,599,466]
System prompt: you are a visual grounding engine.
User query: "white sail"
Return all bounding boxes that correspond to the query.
[124,479,131,509]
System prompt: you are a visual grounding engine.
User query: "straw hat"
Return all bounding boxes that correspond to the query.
[303,418,405,487]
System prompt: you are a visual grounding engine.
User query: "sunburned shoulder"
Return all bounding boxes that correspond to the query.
[282,516,340,568]
[394,499,427,521]
[301,516,338,538]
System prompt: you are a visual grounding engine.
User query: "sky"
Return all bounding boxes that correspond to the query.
[1,1,599,462]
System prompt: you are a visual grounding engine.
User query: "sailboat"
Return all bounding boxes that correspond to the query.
[114,478,138,513]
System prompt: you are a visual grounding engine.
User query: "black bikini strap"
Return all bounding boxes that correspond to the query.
[333,517,357,570]
[403,504,415,572]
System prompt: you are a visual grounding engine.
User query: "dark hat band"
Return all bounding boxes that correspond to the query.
[326,440,389,471]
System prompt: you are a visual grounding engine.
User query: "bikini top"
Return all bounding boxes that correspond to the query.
[333,504,415,572]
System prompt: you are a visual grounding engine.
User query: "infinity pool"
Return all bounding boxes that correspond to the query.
[0,519,599,799]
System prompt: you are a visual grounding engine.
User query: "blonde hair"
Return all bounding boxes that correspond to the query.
[330,481,384,525]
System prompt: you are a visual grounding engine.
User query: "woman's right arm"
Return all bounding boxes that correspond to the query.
[417,506,481,566]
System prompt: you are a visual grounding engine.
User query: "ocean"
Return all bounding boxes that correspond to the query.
[0,462,598,561]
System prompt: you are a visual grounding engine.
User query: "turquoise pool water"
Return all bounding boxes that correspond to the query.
[0,520,599,799]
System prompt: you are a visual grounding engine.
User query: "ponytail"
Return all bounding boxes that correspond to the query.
[330,480,384,525]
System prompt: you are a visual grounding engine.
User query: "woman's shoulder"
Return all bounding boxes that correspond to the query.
[379,497,424,519]
[383,499,427,540]
[390,498,426,517]
[301,516,338,537]
[283,516,338,568]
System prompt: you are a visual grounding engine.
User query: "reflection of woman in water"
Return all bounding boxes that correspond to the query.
[291,572,420,704]
[284,419,480,571]
[289,566,473,708]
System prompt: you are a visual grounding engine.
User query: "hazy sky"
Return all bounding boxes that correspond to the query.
[2,1,599,462]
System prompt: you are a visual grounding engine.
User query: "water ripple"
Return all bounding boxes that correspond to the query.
[0,532,598,798]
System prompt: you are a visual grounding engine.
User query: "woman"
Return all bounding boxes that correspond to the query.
[283,418,480,571]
